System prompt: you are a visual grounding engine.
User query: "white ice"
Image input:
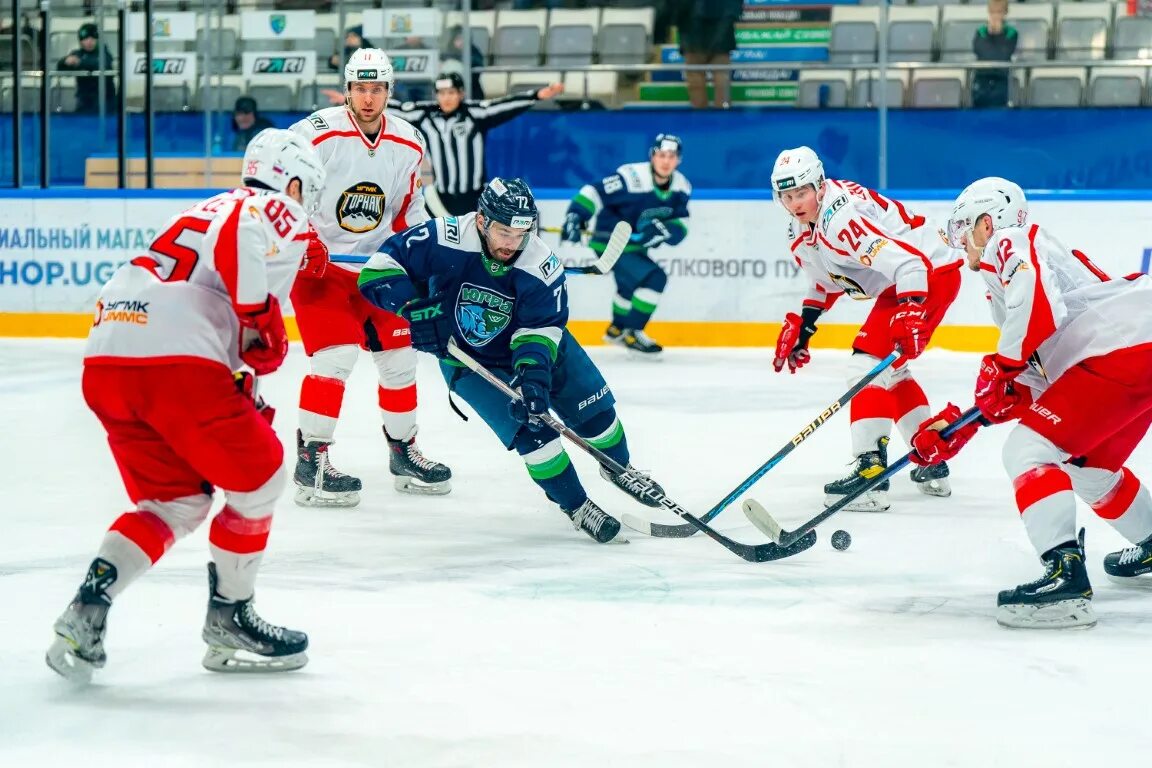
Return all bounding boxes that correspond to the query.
[2,339,1147,767]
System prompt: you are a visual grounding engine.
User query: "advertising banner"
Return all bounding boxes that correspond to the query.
[239,10,317,41]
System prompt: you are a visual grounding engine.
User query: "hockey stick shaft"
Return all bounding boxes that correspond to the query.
[750,406,985,547]
[628,350,900,538]
[446,340,813,562]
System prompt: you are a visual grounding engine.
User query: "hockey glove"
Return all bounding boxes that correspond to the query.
[508,365,552,431]
[635,219,672,249]
[399,294,453,357]
[561,212,585,244]
[238,296,289,376]
[974,353,1030,423]
[299,226,329,279]
[910,403,982,466]
[890,297,929,360]
[772,311,817,374]
[234,371,276,426]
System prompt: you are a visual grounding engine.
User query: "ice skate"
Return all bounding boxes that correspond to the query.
[824,437,891,512]
[1103,534,1152,586]
[385,425,452,495]
[600,463,666,508]
[603,323,625,345]
[45,558,115,683]
[910,460,951,498]
[563,498,625,544]
[201,563,308,673]
[997,529,1096,629]
[294,429,362,507]
[621,328,663,360]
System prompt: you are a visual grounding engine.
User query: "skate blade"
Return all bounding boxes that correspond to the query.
[294,486,360,508]
[393,475,452,496]
[624,348,664,362]
[1105,572,1152,588]
[45,637,98,683]
[914,476,952,497]
[202,645,309,673]
[824,491,891,513]
[996,598,1097,629]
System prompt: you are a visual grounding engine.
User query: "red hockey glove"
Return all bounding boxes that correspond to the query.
[299,227,329,279]
[773,312,814,373]
[234,371,276,426]
[910,403,982,466]
[974,353,1029,424]
[239,296,289,376]
[890,298,929,360]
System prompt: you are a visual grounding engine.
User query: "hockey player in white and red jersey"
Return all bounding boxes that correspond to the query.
[910,177,1152,629]
[46,129,325,681]
[769,146,963,513]
[288,48,452,507]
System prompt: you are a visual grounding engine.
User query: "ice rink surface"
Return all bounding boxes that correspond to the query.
[2,339,1147,767]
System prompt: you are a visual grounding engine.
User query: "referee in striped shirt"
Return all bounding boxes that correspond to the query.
[389,73,564,215]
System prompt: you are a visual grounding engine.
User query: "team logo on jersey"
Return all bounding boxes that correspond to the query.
[452,122,469,138]
[337,182,385,233]
[456,283,513,347]
[827,272,870,300]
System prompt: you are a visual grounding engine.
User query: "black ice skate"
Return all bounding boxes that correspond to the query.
[1103,534,1152,585]
[997,529,1096,629]
[294,429,362,508]
[45,558,115,683]
[910,460,951,498]
[600,463,667,508]
[604,323,625,345]
[621,328,663,359]
[385,425,452,495]
[201,562,308,673]
[563,498,625,544]
[824,436,891,512]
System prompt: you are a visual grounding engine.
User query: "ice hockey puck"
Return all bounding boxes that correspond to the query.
[831,529,852,551]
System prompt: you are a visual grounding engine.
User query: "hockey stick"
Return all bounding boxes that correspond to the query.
[743,405,985,547]
[446,339,817,563]
[622,350,902,538]
[330,221,630,276]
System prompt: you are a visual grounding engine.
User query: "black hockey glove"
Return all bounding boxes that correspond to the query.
[508,365,552,431]
[561,212,584,244]
[399,294,452,357]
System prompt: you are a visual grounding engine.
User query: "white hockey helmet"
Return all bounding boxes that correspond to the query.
[948,176,1029,249]
[241,128,326,216]
[771,146,825,202]
[344,48,395,89]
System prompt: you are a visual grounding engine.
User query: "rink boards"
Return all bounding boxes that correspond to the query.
[1,189,1149,350]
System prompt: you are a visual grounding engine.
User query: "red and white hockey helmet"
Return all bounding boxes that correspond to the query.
[771,146,825,201]
[242,128,326,216]
[948,177,1029,249]
[344,48,395,89]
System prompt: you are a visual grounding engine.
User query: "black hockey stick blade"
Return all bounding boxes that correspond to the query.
[744,406,985,547]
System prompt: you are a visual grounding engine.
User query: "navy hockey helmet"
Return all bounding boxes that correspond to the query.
[477,177,538,231]
[650,133,683,157]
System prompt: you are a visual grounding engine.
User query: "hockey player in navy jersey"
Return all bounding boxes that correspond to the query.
[562,134,692,358]
[357,177,662,543]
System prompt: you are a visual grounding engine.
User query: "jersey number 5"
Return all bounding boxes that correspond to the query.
[149,216,212,282]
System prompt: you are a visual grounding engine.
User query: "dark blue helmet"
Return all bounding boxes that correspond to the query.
[477,177,538,231]
[650,133,683,157]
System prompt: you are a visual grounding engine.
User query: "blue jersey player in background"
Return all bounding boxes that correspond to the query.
[357,178,662,544]
[562,133,692,359]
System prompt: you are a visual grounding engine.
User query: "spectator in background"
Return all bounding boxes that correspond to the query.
[441,25,485,99]
[57,23,117,113]
[231,96,275,152]
[329,25,372,71]
[676,0,741,109]
[972,0,1017,108]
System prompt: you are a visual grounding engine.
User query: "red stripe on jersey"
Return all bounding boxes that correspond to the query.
[110,510,175,564]
[213,200,244,311]
[379,383,418,413]
[1020,224,1059,360]
[1091,467,1140,520]
[859,218,933,271]
[849,385,893,422]
[1072,249,1110,281]
[790,233,809,253]
[392,171,417,233]
[817,232,851,257]
[209,506,271,555]
[300,374,346,418]
[980,262,997,275]
[1013,465,1073,514]
[381,134,424,157]
[84,355,232,371]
